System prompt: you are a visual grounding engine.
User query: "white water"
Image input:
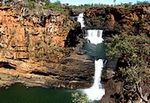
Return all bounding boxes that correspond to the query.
[77,13,85,28]
[84,30,105,101]
[85,30,103,45]
[77,13,105,101]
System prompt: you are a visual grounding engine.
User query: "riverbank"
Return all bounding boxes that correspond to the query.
[0,52,94,89]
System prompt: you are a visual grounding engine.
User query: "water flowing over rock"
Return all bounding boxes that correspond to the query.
[85,30,103,44]
[83,30,105,101]
[84,59,105,101]
[83,4,150,103]
[77,13,105,101]
[77,13,85,28]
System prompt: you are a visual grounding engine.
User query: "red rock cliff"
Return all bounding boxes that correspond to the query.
[0,6,76,60]
[84,4,150,36]
[0,4,94,89]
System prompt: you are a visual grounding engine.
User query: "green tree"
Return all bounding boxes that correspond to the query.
[105,33,150,83]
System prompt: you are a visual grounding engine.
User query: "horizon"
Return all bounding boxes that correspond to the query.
[50,0,150,5]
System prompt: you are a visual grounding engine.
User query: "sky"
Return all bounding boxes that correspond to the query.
[50,0,150,5]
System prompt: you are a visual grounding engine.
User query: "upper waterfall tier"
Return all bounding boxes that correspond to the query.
[77,13,85,28]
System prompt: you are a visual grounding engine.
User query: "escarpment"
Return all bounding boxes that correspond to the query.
[84,4,150,37]
[0,1,94,89]
[83,4,150,103]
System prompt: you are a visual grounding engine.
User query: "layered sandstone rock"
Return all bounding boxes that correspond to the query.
[0,6,75,60]
[0,3,94,88]
[84,4,150,36]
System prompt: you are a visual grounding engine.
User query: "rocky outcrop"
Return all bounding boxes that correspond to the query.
[84,4,150,37]
[0,2,94,89]
[0,54,94,89]
[101,77,150,103]
[0,6,74,59]
[83,4,150,103]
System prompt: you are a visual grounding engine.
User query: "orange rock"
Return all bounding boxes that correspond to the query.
[51,36,65,47]
[0,6,75,61]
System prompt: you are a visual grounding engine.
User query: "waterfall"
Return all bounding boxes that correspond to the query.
[84,30,105,101]
[85,30,103,44]
[77,13,85,28]
[77,13,105,101]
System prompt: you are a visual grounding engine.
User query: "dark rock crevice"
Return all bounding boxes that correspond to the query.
[0,62,16,69]
[64,24,82,47]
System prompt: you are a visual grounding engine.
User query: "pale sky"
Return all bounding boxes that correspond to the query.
[50,0,150,5]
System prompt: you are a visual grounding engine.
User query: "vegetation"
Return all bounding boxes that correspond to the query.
[26,0,65,13]
[137,1,150,5]
[27,0,36,9]
[70,1,150,12]
[72,92,88,103]
[45,0,65,13]
[105,31,150,102]
[105,33,150,83]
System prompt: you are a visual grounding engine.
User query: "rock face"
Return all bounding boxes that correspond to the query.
[0,7,73,60]
[0,2,94,89]
[84,4,150,37]
[83,4,150,103]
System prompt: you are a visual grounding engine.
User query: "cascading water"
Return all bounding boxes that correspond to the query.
[77,13,105,101]
[77,13,85,28]
[83,30,105,101]
[85,30,103,45]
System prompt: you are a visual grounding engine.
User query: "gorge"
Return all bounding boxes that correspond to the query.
[0,0,149,103]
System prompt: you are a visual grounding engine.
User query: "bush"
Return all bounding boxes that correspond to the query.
[106,33,149,64]
[105,33,150,83]
[72,92,88,103]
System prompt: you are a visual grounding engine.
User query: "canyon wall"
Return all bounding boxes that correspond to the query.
[0,2,94,89]
[84,4,150,37]
[83,4,150,103]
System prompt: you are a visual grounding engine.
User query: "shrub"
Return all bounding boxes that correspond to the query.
[106,33,149,64]
[105,33,150,83]
[72,92,88,103]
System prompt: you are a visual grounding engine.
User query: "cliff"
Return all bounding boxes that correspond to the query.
[84,4,150,37]
[0,1,94,89]
[83,4,150,103]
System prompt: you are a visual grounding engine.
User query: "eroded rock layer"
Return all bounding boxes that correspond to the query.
[0,2,94,89]
[84,4,150,37]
